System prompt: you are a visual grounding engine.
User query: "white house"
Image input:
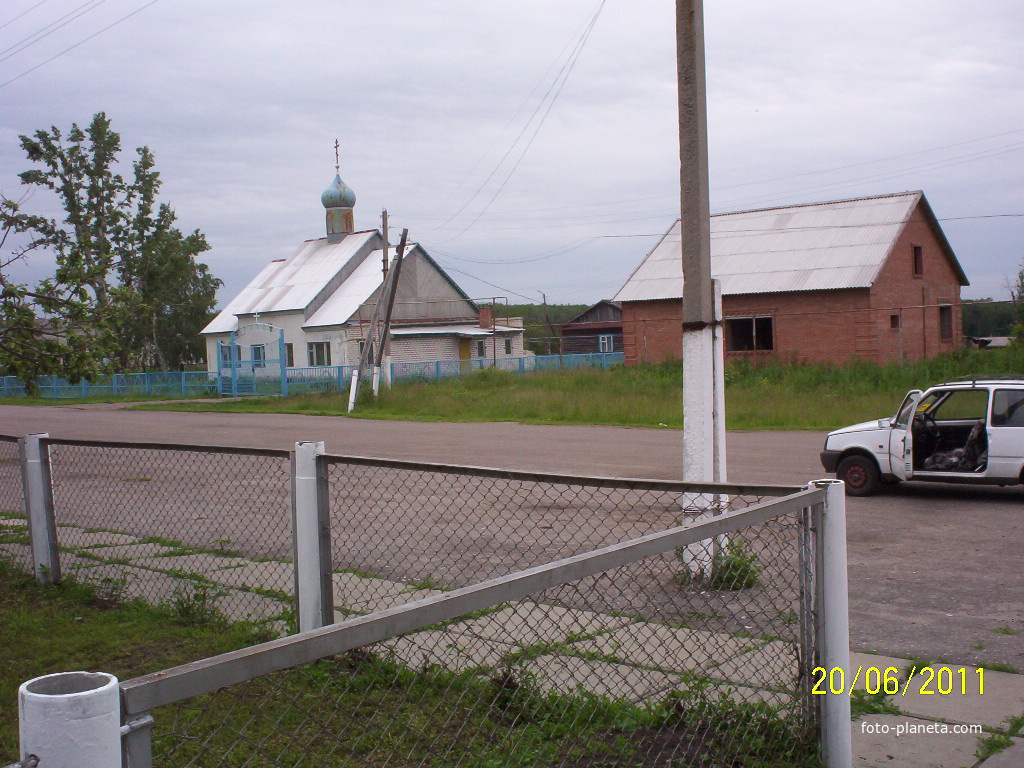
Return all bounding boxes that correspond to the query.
[201,169,526,373]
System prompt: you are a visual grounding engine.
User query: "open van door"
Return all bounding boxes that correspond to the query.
[889,390,922,480]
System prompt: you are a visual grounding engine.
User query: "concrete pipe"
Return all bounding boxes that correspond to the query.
[19,671,120,768]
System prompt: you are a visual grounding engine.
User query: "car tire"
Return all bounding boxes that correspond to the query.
[837,455,880,497]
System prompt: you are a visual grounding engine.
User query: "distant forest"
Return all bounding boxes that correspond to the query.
[484,302,587,354]
[962,298,1016,337]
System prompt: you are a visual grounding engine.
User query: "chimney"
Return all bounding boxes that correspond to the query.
[478,306,493,328]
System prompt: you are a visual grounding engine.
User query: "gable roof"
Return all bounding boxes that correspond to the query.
[203,231,479,334]
[613,191,968,302]
[202,231,379,334]
[562,300,622,327]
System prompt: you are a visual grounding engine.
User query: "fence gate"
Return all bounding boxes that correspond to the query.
[217,323,288,397]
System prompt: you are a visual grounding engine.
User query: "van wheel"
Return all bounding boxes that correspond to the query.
[837,455,880,496]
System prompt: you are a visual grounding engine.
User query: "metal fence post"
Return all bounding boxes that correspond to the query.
[120,707,154,768]
[19,434,60,585]
[812,479,852,768]
[291,441,332,632]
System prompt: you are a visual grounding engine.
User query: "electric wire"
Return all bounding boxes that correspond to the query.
[0,0,161,90]
[0,0,49,33]
[0,0,109,62]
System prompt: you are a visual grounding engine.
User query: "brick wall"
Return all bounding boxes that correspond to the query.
[620,202,965,366]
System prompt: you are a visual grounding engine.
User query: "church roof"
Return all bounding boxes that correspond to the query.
[201,231,378,334]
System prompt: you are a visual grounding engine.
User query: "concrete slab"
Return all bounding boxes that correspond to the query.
[448,603,634,648]
[332,572,443,613]
[131,552,247,575]
[980,738,1024,767]
[709,639,800,689]
[213,589,289,624]
[381,631,512,672]
[569,622,762,674]
[851,652,916,685]
[361,589,444,614]
[332,572,410,605]
[207,560,294,594]
[884,664,1024,730]
[75,564,190,604]
[79,542,175,560]
[852,715,981,768]
[55,528,140,548]
[523,654,678,702]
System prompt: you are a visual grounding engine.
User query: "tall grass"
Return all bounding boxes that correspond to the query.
[141,346,1024,431]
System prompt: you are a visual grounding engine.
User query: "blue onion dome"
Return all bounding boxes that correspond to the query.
[321,173,356,209]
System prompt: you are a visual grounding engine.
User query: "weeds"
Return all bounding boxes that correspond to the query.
[169,581,228,627]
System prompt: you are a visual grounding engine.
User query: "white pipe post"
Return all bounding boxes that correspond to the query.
[347,369,359,413]
[19,671,121,768]
[20,433,60,585]
[813,479,852,768]
[291,441,332,633]
[371,365,381,398]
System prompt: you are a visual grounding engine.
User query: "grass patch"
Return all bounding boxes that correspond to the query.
[991,626,1021,636]
[135,346,1024,431]
[0,557,819,767]
[0,559,270,757]
[979,661,1019,674]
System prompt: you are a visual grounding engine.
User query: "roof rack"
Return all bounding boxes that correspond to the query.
[941,374,1024,385]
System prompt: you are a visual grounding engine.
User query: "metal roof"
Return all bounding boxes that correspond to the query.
[613,191,964,302]
[202,232,378,334]
[303,245,408,329]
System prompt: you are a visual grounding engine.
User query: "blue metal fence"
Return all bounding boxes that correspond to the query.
[0,352,625,400]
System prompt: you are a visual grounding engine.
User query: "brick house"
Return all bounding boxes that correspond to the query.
[559,300,623,354]
[613,191,969,365]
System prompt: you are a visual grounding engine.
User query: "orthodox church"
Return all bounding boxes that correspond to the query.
[201,166,525,374]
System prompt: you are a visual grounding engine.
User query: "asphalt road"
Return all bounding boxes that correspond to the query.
[1,403,1021,669]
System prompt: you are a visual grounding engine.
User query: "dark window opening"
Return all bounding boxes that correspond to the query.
[504,338,513,355]
[939,305,953,340]
[477,340,486,357]
[307,341,331,367]
[726,317,774,351]
[890,314,901,329]
[913,245,924,276]
[285,343,294,368]
[251,344,265,368]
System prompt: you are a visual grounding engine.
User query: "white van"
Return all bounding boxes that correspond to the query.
[820,377,1024,495]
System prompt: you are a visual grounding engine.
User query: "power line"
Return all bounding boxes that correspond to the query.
[432,0,608,244]
[0,0,109,62]
[0,0,161,90]
[0,0,49,32]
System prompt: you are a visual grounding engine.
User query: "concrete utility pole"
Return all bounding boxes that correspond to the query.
[676,0,724,484]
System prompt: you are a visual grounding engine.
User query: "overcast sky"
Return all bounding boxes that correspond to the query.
[2,0,1023,308]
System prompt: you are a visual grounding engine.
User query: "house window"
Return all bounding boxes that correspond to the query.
[477,340,486,357]
[726,317,774,351]
[251,344,265,368]
[598,334,614,353]
[284,343,294,368]
[939,305,953,340]
[220,343,239,364]
[890,314,901,330]
[358,340,375,361]
[913,245,924,276]
[307,341,331,367]
[504,338,513,355]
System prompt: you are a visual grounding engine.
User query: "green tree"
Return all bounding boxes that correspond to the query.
[0,112,221,384]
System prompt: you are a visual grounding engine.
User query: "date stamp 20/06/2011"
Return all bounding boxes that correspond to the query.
[811,666,986,697]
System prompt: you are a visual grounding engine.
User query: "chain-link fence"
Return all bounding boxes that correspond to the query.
[0,436,28,572]
[41,440,293,628]
[323,457,782,616]
[126,486,825,768]
[2,435,843,766]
